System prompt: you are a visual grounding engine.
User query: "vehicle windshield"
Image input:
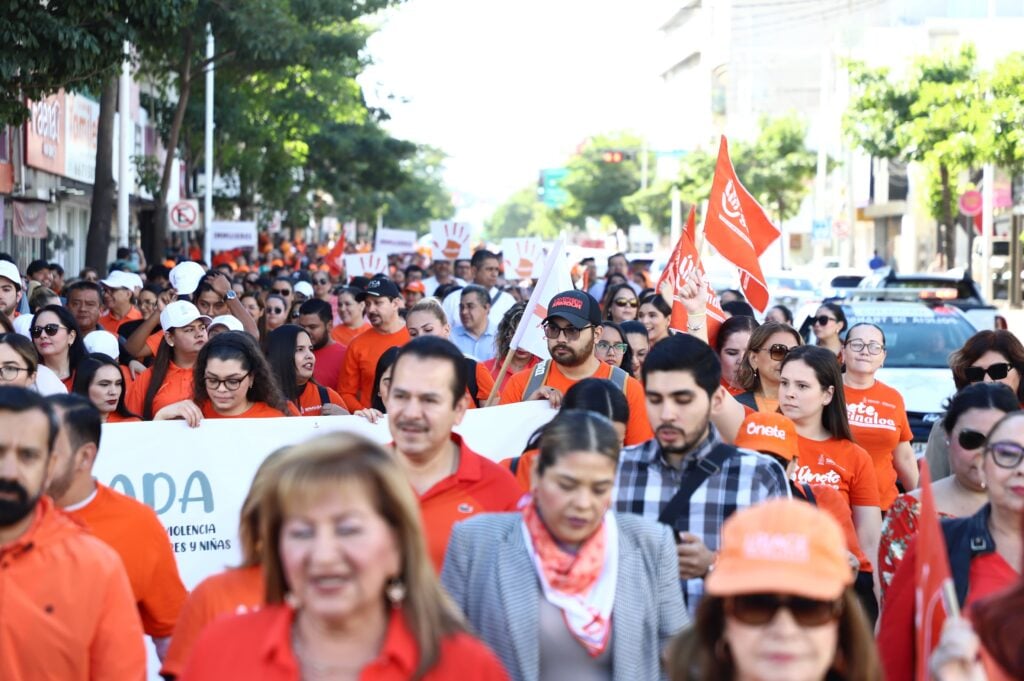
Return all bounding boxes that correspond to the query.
[873,278,979,301]
[768,277,815,291]
[844,308,976,369]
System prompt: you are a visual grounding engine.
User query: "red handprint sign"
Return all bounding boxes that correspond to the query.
[501,238,542,279]
[429,221,472,260]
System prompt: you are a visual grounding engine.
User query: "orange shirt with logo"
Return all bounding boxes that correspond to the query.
[794,435,881,511]
[336,326,410,411]
[99,306,142,335]
[0,497,146,681]
[411,434,523,571]
[67,482,187,638]
[330,321,370,347]
[843,381,913,510]
[126,360,194,419]
[499,360,653,445]
[201,401,286,419]
[161,565,264,678]
[293,380,346,416]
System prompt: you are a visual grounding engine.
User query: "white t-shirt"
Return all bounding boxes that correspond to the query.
[32,365,68,396]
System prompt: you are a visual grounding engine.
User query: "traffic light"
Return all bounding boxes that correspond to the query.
[602,150,624,163]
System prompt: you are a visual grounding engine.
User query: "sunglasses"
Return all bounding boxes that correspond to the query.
[956,428,987,450]
[596,340,628,354]
[965,363,1014,383]
[30,324,68,339]
[986,441,1024,469]
[725,593,843,627]
[268,307,285,314]
[844,340,884,355]
[542,323,592,341]
[313,278,329,285]
[272,288,292,296]
[756,343,791,362]
[812,315,837,326]
[613,298,638,308]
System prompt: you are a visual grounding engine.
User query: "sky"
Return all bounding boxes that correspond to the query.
[360,0,665,226]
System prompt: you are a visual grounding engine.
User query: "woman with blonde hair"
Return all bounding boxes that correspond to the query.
[180,433,508,680]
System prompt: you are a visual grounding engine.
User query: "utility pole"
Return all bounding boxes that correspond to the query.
[203,24,214,266]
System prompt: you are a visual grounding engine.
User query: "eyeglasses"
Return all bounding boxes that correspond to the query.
[272,288,292,296]
[596,341,628,354]
[756,343,791,362]
[986,441,1024,469]
[844,340,885,355]
[204,373,250,391]
[965,363,1014,383]
[542,323,592,341]
[30,324,68,339]
[812,315,837,326]
[956,428,987,451]
[268,307,285,314]
[725,593,843,627]
[313,278,329,285]
[613,299,638,308]
[0,365,30,381]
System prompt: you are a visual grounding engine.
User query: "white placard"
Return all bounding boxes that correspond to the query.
[501,237,543,279]
[430,221,473,260]
[374,227,418,254]
[208,220,257,251]
[343,252,388,277]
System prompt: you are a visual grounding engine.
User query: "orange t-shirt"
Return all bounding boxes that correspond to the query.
[843,380,913,510]
[293,380,346,416]
[500,447,538,492]
[336,326,410,411]
[0,497,146,681]
[330,321,370,347]
[499,360,653,445]
[106,411,141,423]
[179,605,509,681]
[126,361,194,419]
[465,360,495,409]
[200,401,286,419]
[410,434,523,571]
[795,482,872,572]
[99,306,142,335]
[794,435,881,510]
[66,483,187,638]
[160,565,264,678]
[145,330,164,358]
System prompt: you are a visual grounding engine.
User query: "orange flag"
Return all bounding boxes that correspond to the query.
[657,206,726,346]
[704,136,780,311]
[325,231,347,278]
[914,460,959,681]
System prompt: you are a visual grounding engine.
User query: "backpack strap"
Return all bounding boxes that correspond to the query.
[465,357,481,408]
[801,483,817,506]
[657,444,736,528]
[316,383,330,407]
[608,366,628,392]
[522,360,552,400]
[509,456,520,476]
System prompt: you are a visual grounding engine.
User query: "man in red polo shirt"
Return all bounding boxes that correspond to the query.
[386,335,522,570]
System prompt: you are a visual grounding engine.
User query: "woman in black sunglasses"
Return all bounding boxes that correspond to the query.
[878,382,1018,603]
[666,499,880,681]
[878,409,1024,681]
[602,283,639,324]
[735,321,803,413]
[811,302,847,356]
[31,304,86,392]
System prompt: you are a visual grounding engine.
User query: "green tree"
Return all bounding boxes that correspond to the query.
[486,187,561,240]
[375,146,455,230]
[560,133,646,229]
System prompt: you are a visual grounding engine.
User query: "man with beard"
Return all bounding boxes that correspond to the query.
[297,298,347,390]
[500,289,652,444]
[0,386,144,679]
[336,278,410,410]
[45,394,186,660]
[614,333,790,616]
[387,336,520,570]
[0,259,23,319]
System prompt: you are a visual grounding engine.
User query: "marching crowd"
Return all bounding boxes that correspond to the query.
[0,245,1023,681]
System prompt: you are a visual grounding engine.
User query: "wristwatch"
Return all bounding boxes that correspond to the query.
[225,289,237,301]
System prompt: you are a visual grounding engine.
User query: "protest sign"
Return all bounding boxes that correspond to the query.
[429,221,472,260]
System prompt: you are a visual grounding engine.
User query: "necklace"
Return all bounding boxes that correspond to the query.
[291,628,364,680]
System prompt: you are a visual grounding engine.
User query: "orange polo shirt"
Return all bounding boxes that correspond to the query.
[99,306,142,335]
[293,380,346,416]
[180,604,509,681]
[843,380,913,510]
[200,401,286,419]
[145,330,164,358]
[500,360,653,445]
[330,320,370,347]
[67,483,187,638]
[126,360,194,419]
[337,326,410,411]
[106,411,141,423]
[407,434,523,571]
[0,497,146,681]
[161,565,264,678]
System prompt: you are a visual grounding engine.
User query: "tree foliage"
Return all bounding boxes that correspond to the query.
[560,132,646,230]
[486,187,561,240]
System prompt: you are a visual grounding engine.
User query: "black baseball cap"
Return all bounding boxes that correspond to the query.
[356,277,401,301]
[543,290,601,329]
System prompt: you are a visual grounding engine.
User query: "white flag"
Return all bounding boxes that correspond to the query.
[510,240,575,360]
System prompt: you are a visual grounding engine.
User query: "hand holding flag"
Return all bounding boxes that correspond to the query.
[657,206,726,345]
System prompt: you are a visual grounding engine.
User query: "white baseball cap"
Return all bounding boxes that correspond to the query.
[0,260,22,290]
[83,330,121,360]
[160,301,212,332]
[101,270,143,292]
[294,281,314,298]
[169,261,206,296]
[209,315,244,332]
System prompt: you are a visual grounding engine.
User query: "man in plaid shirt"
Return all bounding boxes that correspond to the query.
[615,334,789,615]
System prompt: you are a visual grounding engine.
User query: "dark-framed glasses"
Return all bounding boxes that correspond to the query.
[0,365,31,381]
[812,315,837,326]
[725,593,843,627]
[756,343,791,362]
[542,323,591,341]
[965,363,1014,383]
[30,324,67,339]
[986,441,1024,469]
[204,373,250,391]
[845,340,885,355]
[596,340,627,354]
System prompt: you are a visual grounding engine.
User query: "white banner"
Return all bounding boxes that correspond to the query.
[510,241,574,359]
[92,401,555,592]
[343,252,388,278]
[374,227,418,254]
[430,221,473,260]
[501,237,543,280]
[209,220,257,251]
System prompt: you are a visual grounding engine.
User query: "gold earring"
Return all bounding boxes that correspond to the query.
[385,577,406,607]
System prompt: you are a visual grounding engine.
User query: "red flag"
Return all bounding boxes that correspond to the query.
[704,136,781,311]
[325,232,347,278]
[914,460,959,681]
[657,207,726,346]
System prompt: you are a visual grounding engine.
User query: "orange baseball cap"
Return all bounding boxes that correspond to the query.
[706,499,853,600]
[734,412,799,462]
[404,281,425,293]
